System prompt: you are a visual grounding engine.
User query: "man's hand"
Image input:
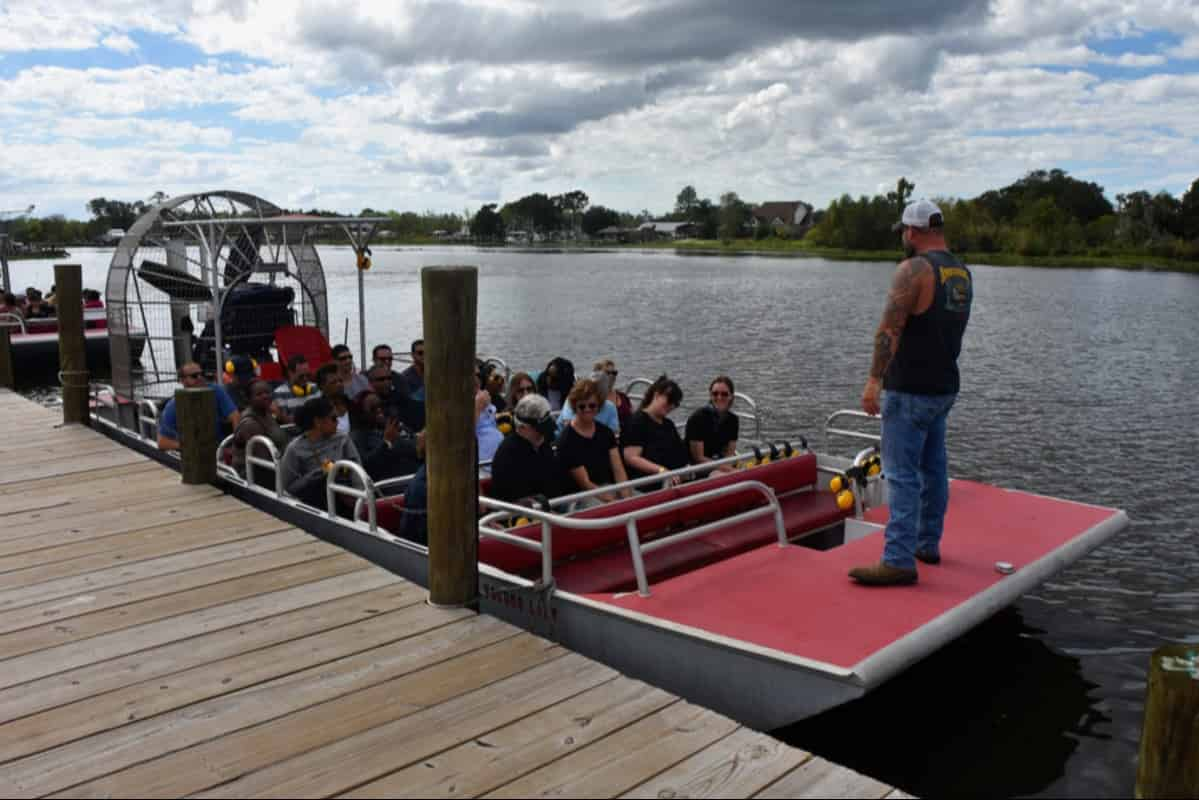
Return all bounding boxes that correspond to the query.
[383,417,401,444]
[861,377,882,416]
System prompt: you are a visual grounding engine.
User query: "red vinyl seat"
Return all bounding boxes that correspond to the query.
[275,325,333,371]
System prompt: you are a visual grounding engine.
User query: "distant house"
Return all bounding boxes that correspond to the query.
[751,202,813,235]
[639,221,697,240]
[596,225,647,243]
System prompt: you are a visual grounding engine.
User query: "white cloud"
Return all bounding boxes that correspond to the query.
[100,34,139,54]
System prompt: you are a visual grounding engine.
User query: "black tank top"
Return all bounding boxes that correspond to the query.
[884,250,972,395]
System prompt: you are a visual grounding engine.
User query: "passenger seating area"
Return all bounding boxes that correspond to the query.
[464,454,852,595]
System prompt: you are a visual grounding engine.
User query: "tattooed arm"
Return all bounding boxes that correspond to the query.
[862,257,931,414]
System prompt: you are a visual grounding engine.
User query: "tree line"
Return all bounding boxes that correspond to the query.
[7,169,1198,261]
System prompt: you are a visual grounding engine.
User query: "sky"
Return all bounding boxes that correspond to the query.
[1,0,1197,219]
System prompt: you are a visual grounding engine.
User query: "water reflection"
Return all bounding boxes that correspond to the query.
[777,607,1109,798]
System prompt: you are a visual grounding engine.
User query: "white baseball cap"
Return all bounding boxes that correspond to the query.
[893,198,944,231]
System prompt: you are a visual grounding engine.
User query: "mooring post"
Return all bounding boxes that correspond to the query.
[176,386,218,485]
[0,327,13,389]
[54,263,89,426]
[1136,643,1199,798]
[422,265,479,608]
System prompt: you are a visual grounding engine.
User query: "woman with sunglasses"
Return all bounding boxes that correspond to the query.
[622,375,689,486]
[594,358,632,433]
[685,375,739,473]
[555,370,620,437]
[556,379,631,505]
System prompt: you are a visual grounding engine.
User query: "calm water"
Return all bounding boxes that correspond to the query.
[12,246,1198,798]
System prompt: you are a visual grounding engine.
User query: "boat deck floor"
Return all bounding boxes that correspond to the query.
[590,479,1122,671]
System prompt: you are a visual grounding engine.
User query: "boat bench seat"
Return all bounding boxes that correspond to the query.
[478,455,834,584]
[550,488,850,595]
[370,476,492,536]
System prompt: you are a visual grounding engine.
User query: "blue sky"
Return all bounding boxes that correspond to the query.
[1,0,1197,219]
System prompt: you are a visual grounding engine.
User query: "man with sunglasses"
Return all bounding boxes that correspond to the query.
[332,344,370,400]
[156,362,240,452]
[397,338,426,431]
[490,394,560,504]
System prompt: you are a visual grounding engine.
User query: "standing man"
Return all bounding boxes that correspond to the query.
[398,338,425,431]
[850,199,973,586]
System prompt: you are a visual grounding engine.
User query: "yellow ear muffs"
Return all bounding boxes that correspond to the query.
[291,382,314,398]
[225,359,235,375]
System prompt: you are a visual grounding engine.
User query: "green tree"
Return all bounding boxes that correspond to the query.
[1180,178,1199,239]
[470,204,505,243]
[554,190,589,235]
[675,186,699,220]
[581,205,620,237]
[886,177,915,217]
[718,191,751,242]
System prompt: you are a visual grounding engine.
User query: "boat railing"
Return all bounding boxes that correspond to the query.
[622,376,762,442]
[326,459,378,532]
[479,479,785,597]
[0,312,27,333]
[245,434,286,497]
[216,434,239,482]
[138,400,160,442]
[825,409,881,447]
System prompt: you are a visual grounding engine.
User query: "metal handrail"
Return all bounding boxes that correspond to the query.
[325,459,377,532]
[825,409,882,446]
[479,479,784,597]
[0,311,27,333]
[138,400,160,441]
[216,434,240,481]
[245,434,285,496]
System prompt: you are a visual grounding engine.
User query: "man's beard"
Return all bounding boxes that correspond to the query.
[903,241,917,258]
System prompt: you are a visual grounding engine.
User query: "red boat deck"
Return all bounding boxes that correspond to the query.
[587,479,1122,671]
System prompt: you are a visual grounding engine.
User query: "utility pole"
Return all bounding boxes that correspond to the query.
[0,204,36,294]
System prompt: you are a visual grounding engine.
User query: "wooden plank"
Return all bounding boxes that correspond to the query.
[0,599,465,764]
[0,551,367,661]
[0,527,321,613]
[0,528,316,638]
[196,652,618,799]
[0,467,182,510]
[0,490,230,546]
[0,448,149,484]
[0,562,396,692]
[18,620,535,798]
[0,460,165,495]
[621,727,811,799]
[0,508,289,582]
[484,702,740,799]
[0,583,421,722]
[0,437,125,461]
[752,756,895,799]
[343,677,679,799]
[2,473,215,527]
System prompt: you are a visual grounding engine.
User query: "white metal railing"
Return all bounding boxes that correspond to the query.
[138,399,160,441]
[825,409,882,446]
[326,459,377,531]
[216,434,239,481]
[478,479,785,597]
[245,434,285,497]
[0,312,27,333]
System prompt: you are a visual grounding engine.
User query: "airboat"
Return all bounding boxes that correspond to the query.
[89,190,1128,731]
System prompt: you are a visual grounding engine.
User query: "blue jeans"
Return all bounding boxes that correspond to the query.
[881,391,957,569]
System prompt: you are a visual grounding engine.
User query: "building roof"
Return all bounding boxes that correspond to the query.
[639,221,696,233]
[751,201,812,225]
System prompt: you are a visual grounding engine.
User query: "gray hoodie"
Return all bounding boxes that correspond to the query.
[278,432,361,500]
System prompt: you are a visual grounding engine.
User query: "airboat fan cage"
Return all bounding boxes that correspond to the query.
[106,191,350,403]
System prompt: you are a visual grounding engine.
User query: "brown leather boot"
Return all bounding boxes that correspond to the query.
[849,562,918,586]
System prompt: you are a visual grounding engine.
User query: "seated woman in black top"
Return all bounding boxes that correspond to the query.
[490,394,560,504]
[622,376,688,486]
[685,375,740,473]
[556,379,632,505]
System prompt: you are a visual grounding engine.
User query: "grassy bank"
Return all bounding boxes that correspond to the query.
[628,238,1199,273]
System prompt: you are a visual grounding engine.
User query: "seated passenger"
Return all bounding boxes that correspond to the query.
[399,462,428,546]
[0,292,23,323]
[366,363,413,427]
[475,373,504,464]
[622,376,688,486]
[505,371,537,411]
[556,370,620,437]
[349,390,423,480]
[685,375,739,473]
[157,362,240,452]
[556,378,632,504]
[397,338,426,430]
[224,354,258,410]
[535,356,575,412]
[232,379,291,479]
[484,364,508,413]
[594,358,632,433]
[278,396,361,508]
[272,354,319,423]
[332,344,370,400]
[490,394,559,504]
[315,362,351,434]
[23,288,53,319]
[83,289,105,309]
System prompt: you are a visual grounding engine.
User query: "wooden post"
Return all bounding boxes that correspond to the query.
[54,263,89,426]
[176,386,218,485]
[0,327,13,389]
[422,265,478,608]
[1136,644,1199,798]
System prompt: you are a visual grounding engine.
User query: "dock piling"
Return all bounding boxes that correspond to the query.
[0,327,12,389]
[54,263,89,425]
[176,386,218,485]
[422,265,479,608]
[1136,643,1199,798]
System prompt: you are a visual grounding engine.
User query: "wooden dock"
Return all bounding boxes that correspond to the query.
[0,389,906,798]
